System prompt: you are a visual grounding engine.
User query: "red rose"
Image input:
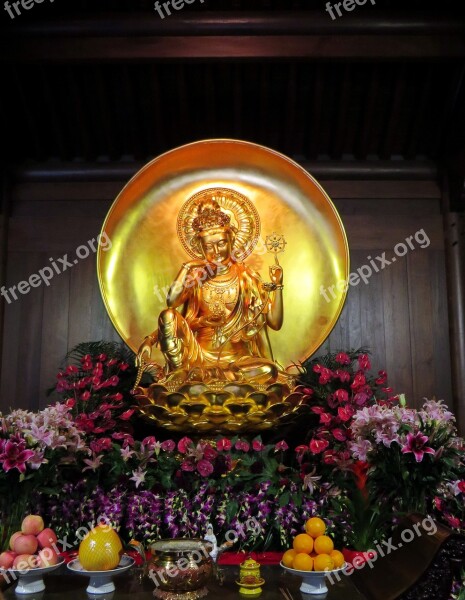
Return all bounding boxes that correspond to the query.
[119,409,135,421]
[338,405,354,422]
[252,440,265,452]
[351,372,366,390]
[309,439,329,454]
[332,428,347,441]
[335,352,351,365]
[318,368,333,385]
[320,412,332,425]
[333,389,349,403]
[458,481,465,494]
[357,354,371,371]
[375,370,388,385]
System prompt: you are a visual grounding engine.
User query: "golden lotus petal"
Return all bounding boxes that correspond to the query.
[245,392,268,406]
[177,383,209,397]
[223,399,258,416]
[223,383,256,397]
[166,392,189,408]
[265,383,287,399]
[284,392,306,408]
[199,392,233,406]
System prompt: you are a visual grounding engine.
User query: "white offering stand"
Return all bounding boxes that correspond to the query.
[67,555,135,594]
[4,556,66,594]
[280,561,346,595]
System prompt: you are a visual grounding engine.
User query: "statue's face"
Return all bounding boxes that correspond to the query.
[199,231,233,266]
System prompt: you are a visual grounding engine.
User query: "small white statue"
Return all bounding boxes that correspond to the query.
[204,523,218,561]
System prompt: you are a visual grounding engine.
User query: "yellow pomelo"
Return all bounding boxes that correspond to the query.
[78,524,123,571]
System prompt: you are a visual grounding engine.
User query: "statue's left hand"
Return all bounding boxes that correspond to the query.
[269,264,283,285]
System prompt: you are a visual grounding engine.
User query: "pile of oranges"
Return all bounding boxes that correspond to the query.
[282,517,344,572]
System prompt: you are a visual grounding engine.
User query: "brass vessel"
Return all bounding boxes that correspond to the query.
[149,539,213,600]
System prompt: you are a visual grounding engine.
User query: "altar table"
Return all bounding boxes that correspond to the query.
[2,565,366,600]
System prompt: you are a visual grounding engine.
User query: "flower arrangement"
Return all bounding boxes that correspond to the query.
[50,342,145,440]
[297,349,396,467]
[1,343,464,558]
[349,398,463,514]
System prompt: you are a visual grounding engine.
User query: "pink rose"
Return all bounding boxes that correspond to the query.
[180,460,195,472]
[235,440,250,452]
[217,438,232,451]
[197,459,214,477]
[161,440,175,452]
[252,440,265,452]
[332,428,347,441]
[178,437,193,454]
[275,441,289,452]
[202,444,217,461]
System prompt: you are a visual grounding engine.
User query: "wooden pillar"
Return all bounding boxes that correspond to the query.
[0,173,11,389]
[442,179,465,435]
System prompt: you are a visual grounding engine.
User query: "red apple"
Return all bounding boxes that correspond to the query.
[9,531,22,551]
[13,554,38,571]
[37,547,59,567]
[36,528,58,550]
[21,515,44,536]
[0,551,17,569]
[13,534,38,556]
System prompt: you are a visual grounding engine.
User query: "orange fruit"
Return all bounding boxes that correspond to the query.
[314,535,334,555]
[329,549,345,568]
[282,549,297,568]
[305,517,326,538]
[78,524,123,571]
[313,553,334,572]
[292,553,313,571]
[293,533,314,554]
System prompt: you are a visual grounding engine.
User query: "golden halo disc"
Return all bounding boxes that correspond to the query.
[97,139,349,368]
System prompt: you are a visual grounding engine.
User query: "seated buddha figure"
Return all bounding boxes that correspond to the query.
[136,189,284,385]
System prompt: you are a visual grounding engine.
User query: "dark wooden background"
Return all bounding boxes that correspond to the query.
[0,174,451,414]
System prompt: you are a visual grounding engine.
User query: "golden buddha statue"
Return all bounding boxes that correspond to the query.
[136,188,285,386]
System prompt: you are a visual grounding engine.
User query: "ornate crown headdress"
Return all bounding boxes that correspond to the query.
[191,202,231,234]
[177,187,261,261]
